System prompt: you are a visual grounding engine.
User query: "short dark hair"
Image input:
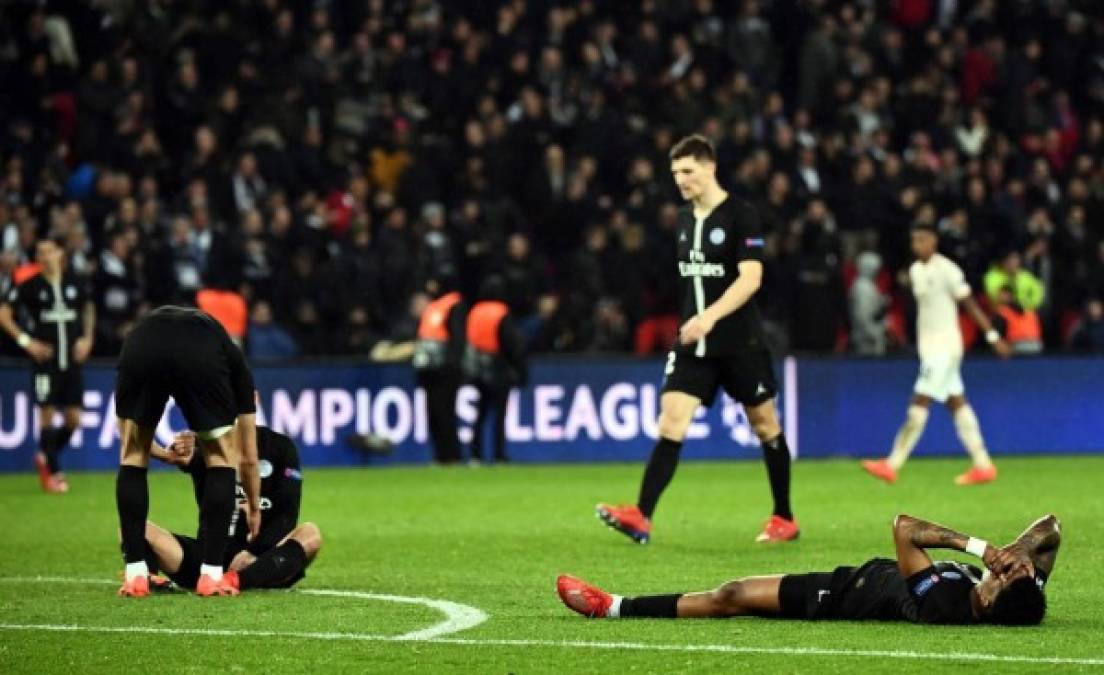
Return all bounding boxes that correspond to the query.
[669,134,716,163]
[988,577,1046,626]
[910,222,938,235]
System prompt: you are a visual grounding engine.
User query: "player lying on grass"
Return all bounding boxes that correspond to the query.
[137,426,321,592]
[559,513,1059,625]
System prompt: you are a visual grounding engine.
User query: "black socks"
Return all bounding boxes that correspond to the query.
[199,466,237,567]
[762,433,793,520]
[116,466,149,564]
[238,540,308,589]
[40,426,76,473]
[619,594,682,618]
[637,437,683,519]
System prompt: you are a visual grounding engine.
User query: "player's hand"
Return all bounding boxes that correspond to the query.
[228,550,257,572]
[168,431,196,466]
[988,543,1030,576]
[679,314,715,345]
[73,336,93,363]
[246,506,262,541]
[993,339,1012,359]
[26,339,54,363]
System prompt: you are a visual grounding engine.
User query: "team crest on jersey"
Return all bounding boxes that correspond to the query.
[65,286,77,299]
[40,291,49,302]
[710,228,725,245]
[259,459,273,478]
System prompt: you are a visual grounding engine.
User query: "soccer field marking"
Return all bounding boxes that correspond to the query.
[0,576,488,641]
[2,623,1103,667]
[297,588,488,640]
[2,577,1101,667]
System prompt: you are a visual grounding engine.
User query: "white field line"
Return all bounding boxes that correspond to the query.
[1,577,1101,667]
[1,623,1103,667]
[0,576,487,641]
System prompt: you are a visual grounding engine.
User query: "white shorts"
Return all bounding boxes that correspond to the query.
[913,354,964,403]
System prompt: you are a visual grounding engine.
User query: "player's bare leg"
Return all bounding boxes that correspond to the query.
[194,431,242,596]
[597,391,699,544]
[557,574,785,618]
[116,417,155,596]
[746,399,798,542]
[228,522,323,590]
[946,395,997,485]
[864,394,932,483]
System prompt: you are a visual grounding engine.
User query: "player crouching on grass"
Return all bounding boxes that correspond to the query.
[131,427,321,593]
[559,513,1058,626]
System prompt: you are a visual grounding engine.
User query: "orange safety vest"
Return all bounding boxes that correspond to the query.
[12,262,42,285]
[466,301,509,354]
[417,292,463,342]
[995,305,1042,343]
[197,288,248,340]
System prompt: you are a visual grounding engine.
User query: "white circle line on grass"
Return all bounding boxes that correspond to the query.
[0,576,488,641]
[0,624,1102,667]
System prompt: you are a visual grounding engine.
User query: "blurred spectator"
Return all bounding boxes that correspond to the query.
[0,0,1102,358]
[850,252,888,356]
[92,229,141,356]
[984,251,1045,313]
[1069,299,1104,353]
[248,300,299,360]
[992,286,1044,355]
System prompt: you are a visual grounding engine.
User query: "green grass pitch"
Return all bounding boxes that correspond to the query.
[1,456,1103,673]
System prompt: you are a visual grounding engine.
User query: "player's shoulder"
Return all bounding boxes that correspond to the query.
[259,426,300,468]
[718,195,759,226]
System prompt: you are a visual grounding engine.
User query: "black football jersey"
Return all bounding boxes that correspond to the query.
[185,426,302,552]
[5,272,89,370]
[674,196,768,357]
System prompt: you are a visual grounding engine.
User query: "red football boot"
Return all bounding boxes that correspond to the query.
[557,575,614,618]
[861,459,898,484]
[955,465,997,486]
[595,503,651,544]
[755,515,800,543]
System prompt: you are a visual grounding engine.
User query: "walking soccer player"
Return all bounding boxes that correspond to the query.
[862,223,1011,485]
[595,134,797,544]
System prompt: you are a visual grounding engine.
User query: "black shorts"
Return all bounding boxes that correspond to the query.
[32,364,83,407]
[661,348,777,407]
[778,572,837,620]
[114,315,238,432]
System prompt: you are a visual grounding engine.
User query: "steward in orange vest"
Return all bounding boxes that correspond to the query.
[992,287,1043,354]
[463,276,528,463]
[413,288,468,464]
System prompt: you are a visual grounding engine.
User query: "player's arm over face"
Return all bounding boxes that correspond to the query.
[893,514,998,577]
[1005,514,1061,578]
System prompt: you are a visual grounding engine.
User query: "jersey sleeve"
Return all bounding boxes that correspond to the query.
[907,567,976,624]
[729,203,766,264]
[945,260,971,301]
[226,340,257,414]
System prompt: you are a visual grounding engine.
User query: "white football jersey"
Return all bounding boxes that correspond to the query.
[910,253,971,358]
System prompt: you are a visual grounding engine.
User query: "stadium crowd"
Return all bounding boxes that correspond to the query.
[2,0,1104,360]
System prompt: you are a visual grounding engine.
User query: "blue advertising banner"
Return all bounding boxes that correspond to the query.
[0,355,1100,472]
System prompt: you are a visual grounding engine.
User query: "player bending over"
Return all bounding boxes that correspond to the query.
[559,513,1059,625]
[863,223,1011,486]
[115,305,261,597]
[139,426,320,592]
